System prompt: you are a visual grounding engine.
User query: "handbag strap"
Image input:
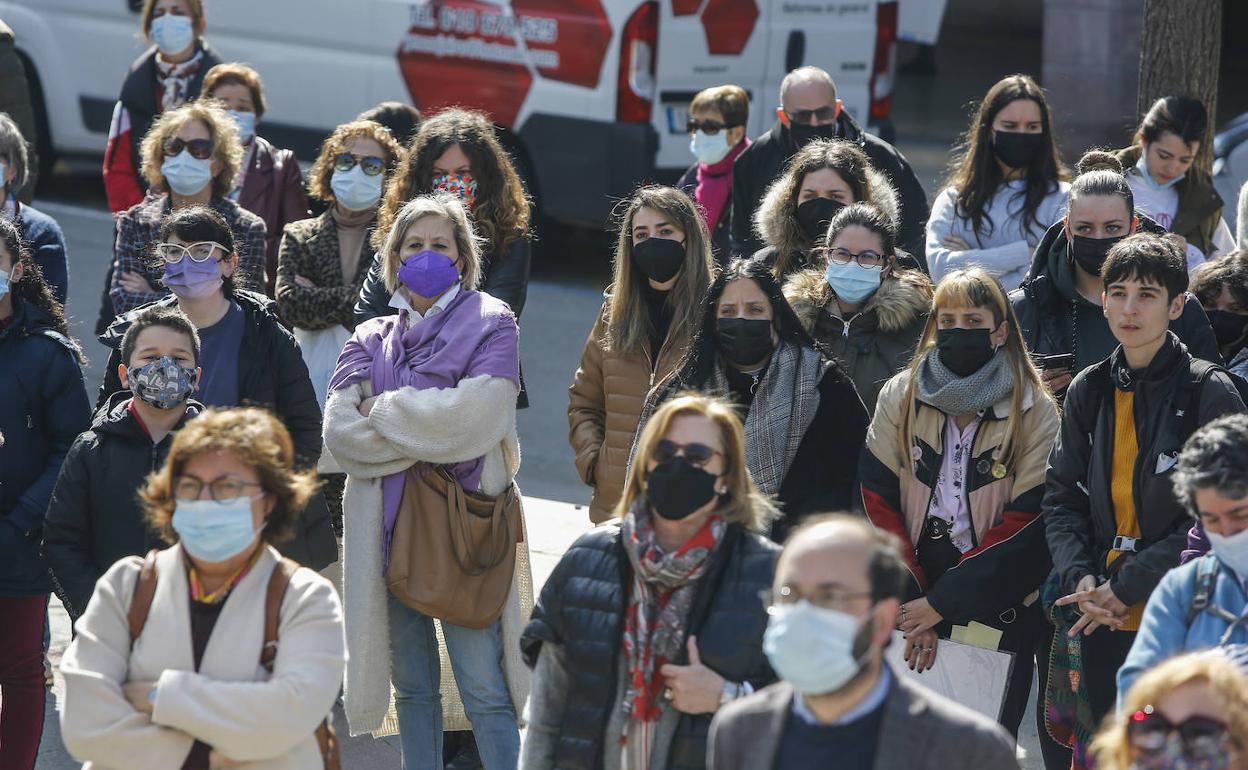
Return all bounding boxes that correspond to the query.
[260,557,300,673]
[446,476,516,575]
[128,549,162,644]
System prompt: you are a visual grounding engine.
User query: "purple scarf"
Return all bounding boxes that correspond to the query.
[329,288,519,570]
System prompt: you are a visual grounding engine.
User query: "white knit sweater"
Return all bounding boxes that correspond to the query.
[323,375,531,736]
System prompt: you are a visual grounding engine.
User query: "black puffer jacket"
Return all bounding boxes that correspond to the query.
[1044,333,1245,606]
[1011,218,1220,373]
[96,291,337,570]
[520,522,778,770]
[730,112,929,265]
[42,392,199,618]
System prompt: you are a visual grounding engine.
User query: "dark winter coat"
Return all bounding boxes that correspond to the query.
[0,299,90,595]
[1044,333,1245,606]
[1011,218,1220,373]
[15,202,68,305]
[730,112,929,266]
[42,392,200,618]
[520,522,779,770]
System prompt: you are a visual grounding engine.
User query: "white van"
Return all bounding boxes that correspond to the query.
[3,0,897,227]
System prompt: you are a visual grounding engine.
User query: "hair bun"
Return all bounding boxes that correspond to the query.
[1076,150,1123,176]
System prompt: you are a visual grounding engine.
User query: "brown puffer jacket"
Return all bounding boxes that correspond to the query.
[568,300,685,523]
[783,266,931,413]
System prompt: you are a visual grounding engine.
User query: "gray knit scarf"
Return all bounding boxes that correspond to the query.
[916,348,1015,416]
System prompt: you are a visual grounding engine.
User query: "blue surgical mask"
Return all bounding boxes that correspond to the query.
[763,600,870,695]
[150,13,196,57]
[331,166,383,211]
[690,130,732,165]
[1209,527,1248,580]
[1136,153,1185,191]
[228,110,256,143]
[161,150,213,197]
[824,260,882,305]
[172,496,264,563]
[0,267,10,302]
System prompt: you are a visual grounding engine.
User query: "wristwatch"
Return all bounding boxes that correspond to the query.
[719,681,742,709]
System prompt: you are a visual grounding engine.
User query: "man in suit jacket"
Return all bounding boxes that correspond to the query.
[707,515,1019,770]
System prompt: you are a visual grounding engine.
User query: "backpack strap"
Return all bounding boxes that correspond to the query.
[128,549,162,644]
[1187,554,1221,626]
[259,557,301,673]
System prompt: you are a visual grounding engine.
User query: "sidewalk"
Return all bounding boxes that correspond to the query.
[34,496,595,770]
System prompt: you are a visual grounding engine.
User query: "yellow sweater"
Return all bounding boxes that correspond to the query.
[1107,389,1146,631]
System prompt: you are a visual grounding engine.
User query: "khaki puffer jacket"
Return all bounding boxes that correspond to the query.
[568,300,685,523]
[784,266,931,413]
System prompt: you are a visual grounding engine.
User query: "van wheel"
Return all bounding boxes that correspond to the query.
[17,51,56,189]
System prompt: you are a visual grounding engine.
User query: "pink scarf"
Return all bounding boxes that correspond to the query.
[694,138,750,234]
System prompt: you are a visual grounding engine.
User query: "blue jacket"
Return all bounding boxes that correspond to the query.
[0,297,91,595]
[1118,553,1248,700]
[16,202,69,305]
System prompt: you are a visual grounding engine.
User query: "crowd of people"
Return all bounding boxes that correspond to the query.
[3,1,1248,769]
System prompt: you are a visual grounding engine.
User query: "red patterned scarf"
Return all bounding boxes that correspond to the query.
[619,502,725,748]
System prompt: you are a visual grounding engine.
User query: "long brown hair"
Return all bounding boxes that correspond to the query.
[375,107,530,256]
[606,185,713,356]
[943,74,1068,240]
[897,267,1049,471]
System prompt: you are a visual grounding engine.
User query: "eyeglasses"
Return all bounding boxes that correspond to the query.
[652,439,722,468]
[173,475,266,503]
[333,152,385,177]
[784,106,838,125]
[162,137,214,160]
[826,247,888,270]
[1128,707,1232,761]
[156,241,229,263]
[686,118,742,136]
[758,585,874,612]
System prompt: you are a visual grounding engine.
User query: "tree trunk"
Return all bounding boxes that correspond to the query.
[1137,0,1222,172]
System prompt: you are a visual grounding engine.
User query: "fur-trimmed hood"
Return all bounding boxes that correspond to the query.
[754,164,901,252]
[783,264,932,335]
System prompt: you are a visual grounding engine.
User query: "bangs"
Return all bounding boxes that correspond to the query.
[932,272,1004,321]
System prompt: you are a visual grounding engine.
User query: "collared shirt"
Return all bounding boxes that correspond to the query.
[927,415,982,554]
[388,282,460,321]
[791,664,892,726]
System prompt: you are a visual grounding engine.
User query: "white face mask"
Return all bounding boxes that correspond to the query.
[763,600,871,695]
[330,166,383,211]
[1209,527,1248,578]
[161,150,213,197]
[690,130,732,165]
[150,13,196,56]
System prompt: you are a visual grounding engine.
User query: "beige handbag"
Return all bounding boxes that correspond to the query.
[385,463,522,629]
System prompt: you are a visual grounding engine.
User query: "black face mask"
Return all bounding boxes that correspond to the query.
[992,130,1046,169]
[1068,233,1126,277]
[936,327,997,377]
[716,317,775,368]
[796,197,846,242]
[1207,309,1248,352]
[787,121,838,149]
[631,237,686,283]
[646,456,720,521]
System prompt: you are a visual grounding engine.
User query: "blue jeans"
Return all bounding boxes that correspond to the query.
[387,594,519,770]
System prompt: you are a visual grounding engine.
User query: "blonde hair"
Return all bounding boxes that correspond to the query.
[616,392,779,531]
[607,185,714,355]
[897,267,1050,471]
[141,408,318,545]
[1090,652,1248,770]
[140,100,242,200]
[307,119,405,203]
[379,193,484,294]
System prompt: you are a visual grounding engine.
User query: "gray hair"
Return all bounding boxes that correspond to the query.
[0,113,29,192]
[779,66,836,108]
[1172,413,1248,514]
[380,193,484,293]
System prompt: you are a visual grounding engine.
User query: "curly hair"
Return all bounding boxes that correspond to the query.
[141,407,318,545]
[140,100,243,200]
[376,107,531,256]
[307,119,405,204]
[0,217,83,363]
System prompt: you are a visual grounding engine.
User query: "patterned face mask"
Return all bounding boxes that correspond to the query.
[433,172,478,210]
[127,355,197,410]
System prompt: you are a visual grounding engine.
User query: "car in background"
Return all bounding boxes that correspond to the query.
[1214,111,1248,240]
[3,0,898,229]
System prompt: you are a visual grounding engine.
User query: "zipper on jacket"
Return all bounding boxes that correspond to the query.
[47,568,78,620]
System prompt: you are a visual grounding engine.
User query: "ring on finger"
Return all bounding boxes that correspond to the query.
[663,688,674,701]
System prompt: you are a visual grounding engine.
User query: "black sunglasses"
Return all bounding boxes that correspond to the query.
[333,153,385,177]
[1128,707,1230,760]
[162,137,214,160]
[653,439,722,468]
[686,118,741,136]
[785,106,837,125]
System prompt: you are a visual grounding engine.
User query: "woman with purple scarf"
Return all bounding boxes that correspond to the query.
[323,193,528,769]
